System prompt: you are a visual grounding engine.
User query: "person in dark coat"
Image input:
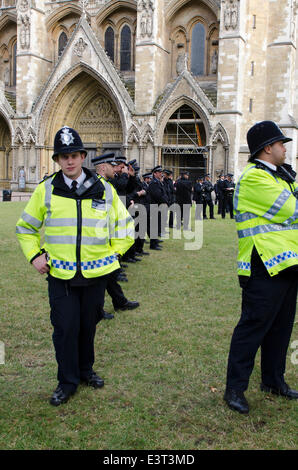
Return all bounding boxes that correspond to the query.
[163,169,175,228]
[222,174,235,219]
[202,174,215,219]
[147,165,168,250]
[175,171,192,229]
[216,174,226,216]
[193,176,204,220]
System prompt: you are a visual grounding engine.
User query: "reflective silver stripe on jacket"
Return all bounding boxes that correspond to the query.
[45,218,108,228]
[44,176,53,219]
[264,251,298,269]
[21,211,43,229]
[235,212,258,223]
[16,226,38,235]
[262,189,292,220]
[233,165,256,212]
[45,235,108,245]
[237,223,298,239]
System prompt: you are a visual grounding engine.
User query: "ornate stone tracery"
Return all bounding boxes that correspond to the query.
[223,0,239,31]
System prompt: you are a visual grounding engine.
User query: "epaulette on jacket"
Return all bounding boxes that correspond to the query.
[39,172,57,184]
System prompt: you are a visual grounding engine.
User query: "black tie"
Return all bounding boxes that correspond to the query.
[71,180,78,192]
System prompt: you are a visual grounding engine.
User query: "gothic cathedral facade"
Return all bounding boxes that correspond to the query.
[0,0,297,190]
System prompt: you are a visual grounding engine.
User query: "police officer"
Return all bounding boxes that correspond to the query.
[163,169,175,228]
[222,174,235,219]
[175,170,192,229]
[193,176,204,220]
[224,121,298,414]
[202,174,215,219]
[147,165,168,250]
[16,126,134,406]
[92,153,140,315]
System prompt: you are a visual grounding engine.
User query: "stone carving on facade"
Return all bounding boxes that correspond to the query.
[224,0,239,31]
[73,37,88,57]
[78,95,122,143]
[19,14,30,49]
[176,52,188,75]
[211,50,218,74]
[138,0,154,39]
[17,0,29,12]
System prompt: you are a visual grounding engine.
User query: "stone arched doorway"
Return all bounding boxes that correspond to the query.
[161,104,208,182]
[42,71,123,175]
[0,115,12,188]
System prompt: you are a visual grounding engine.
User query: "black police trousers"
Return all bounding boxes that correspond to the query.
[226,273,297,392]
[48,275,107,394]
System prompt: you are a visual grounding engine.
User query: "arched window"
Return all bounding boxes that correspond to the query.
[191,23,205,76]
[105,26,115,62]
[120,25,131,71]
[58,32,68,57]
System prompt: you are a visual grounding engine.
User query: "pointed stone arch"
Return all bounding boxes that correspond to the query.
[210,122,230,178]
[127,124,141,145]
[33,65,126,175]
[0,111,13,185]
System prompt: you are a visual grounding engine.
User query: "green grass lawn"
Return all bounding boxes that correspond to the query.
[0,202,297,450]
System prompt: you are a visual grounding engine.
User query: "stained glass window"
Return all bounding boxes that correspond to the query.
[120,25,131,71]
[58,32,68,57]
[191,23,205,76]
[105,26,115,62]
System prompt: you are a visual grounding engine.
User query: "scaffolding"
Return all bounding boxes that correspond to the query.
[162,105,208,179]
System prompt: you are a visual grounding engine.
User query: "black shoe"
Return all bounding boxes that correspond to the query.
[150,246,162,250]
[136,251,150,256]
[82,371,104,389]
[120,263,128,268]
[224,388,249,414]
[103,311,114,320]
[260,383,298,399]
[133,257,142,262]
[126,257,137,263]
[50,386,74,406]
[117,275,128,282]
[115,300,140,311]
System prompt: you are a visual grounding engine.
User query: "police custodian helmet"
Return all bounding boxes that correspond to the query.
[52,126,87,160]
[247,120,292,159]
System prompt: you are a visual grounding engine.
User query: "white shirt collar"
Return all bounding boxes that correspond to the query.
[63,169,86,189]
[254,159,277,172]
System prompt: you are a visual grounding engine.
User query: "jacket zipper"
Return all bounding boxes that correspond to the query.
[76,199,82,273]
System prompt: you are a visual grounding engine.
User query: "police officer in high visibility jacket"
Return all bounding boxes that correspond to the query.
[224,121,298,414]
[16,126,134,406]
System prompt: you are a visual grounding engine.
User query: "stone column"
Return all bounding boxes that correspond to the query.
[265,0,298,169]
[135,0,169,114]
[16,0,52,115]
[216,0,247,179]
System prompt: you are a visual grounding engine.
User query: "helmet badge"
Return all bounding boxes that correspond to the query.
[60,127,74,146]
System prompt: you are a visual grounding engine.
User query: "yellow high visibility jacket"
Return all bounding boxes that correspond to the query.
[234,162,298,277]
[16,170,134,280]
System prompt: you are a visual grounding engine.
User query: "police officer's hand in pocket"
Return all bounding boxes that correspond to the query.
[32,253,50,275]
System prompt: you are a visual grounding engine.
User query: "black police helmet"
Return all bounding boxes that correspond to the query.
[52,126,87,160]
[247,121,292,158]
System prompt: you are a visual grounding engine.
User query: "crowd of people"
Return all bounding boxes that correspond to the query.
[95,156,236,318]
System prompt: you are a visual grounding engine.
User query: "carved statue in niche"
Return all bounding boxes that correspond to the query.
[73,37,88,57]
[176,51,188,75]
[17,0,29,12]
[224,0,239,31]
[20,15,30,49]
[211,50,218,74]
[138,0,154,38]
[4,67,9,86]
